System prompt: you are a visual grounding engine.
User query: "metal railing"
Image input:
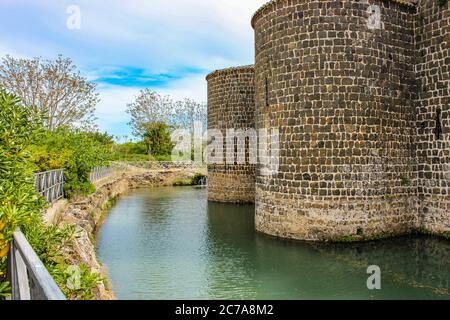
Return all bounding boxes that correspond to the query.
[7,230,66,300]
[90,166,114,183]
[34,169,65,203]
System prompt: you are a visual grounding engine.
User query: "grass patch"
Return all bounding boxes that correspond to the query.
[172,179,194,186]
[172,173,207,187]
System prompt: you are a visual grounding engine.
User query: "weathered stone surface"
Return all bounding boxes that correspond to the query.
[252,0,420,241]
[415,0,450,234]
[206,66,256,203]
[207,0,450,241]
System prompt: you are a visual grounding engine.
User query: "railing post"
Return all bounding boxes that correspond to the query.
[15,246,31,300]
[8,230,66,300]
[7,239,18,300]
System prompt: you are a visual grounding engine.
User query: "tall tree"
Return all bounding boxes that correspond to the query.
[143,122,174,156]
[126,89,174,137]
[173,98,207,135]
[0,55,99,131]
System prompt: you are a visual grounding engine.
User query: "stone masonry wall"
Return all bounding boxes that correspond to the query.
[415,0,450,234]
[206,66,256,203]
[252,0,419,241]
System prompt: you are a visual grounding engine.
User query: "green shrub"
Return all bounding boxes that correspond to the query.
[50,263,104,300]
[172,178,194,186]
[31,128,109,198]
[0,89,44,258]
[0,280,10,299]
[191,173,207,185]
[0,90,103,300]
[143,122,174,156]
[113,141,148,156]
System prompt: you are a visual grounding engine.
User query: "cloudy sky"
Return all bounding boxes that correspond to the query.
[0,0,266,138]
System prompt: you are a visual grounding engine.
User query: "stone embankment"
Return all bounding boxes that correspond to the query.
[44,167,205,300]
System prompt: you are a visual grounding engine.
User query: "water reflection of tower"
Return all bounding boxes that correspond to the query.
[204,202,258,299]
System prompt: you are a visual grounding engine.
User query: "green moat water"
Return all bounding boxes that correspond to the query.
[96,187,450,300]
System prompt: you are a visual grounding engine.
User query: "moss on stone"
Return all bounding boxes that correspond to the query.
[413,227,450,240]
[332,231,399,243]
[172,179,194,187]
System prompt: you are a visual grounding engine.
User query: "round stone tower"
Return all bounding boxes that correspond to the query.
[206,65,256,203]
[252,0,418,241]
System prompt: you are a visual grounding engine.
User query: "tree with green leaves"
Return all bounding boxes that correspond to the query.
[143,122,174,156]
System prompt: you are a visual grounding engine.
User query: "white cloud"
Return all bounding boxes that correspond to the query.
[159,74,207,103]
[0,0,269,135]
[95,85,140,135]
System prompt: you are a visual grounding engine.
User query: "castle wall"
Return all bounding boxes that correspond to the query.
[206,66,256,203]
[252,0,419,241]
[415,0,450,234]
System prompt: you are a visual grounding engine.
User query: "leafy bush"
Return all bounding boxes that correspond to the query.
[23,217,75,266]
[0,90,103,300]
[0,280,10,299]
[0,90,45,297]
[0,89,44,258]
[191,173,207,185]
[109,140,175,162]
[113,141,148,155]
[50,263,104,300]
[143,122,174,156]
[31,128,109,198]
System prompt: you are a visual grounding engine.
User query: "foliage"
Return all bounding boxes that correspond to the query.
[143,122,174,156]
[0,280,10,299]
[414,227,450,240]
[0,89,44,258]
[112,141,148,157]
[110,140,176,161]
[437,0,448,7]
[173,173,207,187]
[401,176,410,186]
[30,128,109,198]
[126,89,173,137]
[0,55,99,131]
[191,173,207,185]
[172,178,195,186]
[126,89,207,136]
[126,90,207,161]
[50,263,104,300]
[23,218,75,266]
[87,131,115,146]
[0,89,45,298]
[0,90,103,300]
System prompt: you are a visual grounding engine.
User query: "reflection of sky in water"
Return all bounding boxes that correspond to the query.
[96,187,450,300]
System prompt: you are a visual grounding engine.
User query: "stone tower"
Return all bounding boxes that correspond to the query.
[253,0,419,241]
[206,0,450,241]
[206,66,256,203]
[415,0,450,234]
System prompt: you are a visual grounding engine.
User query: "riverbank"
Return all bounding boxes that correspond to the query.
[43,167,206,300]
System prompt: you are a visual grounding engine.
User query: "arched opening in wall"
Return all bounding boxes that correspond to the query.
[265,77,269,107]
[435,108,443,140]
